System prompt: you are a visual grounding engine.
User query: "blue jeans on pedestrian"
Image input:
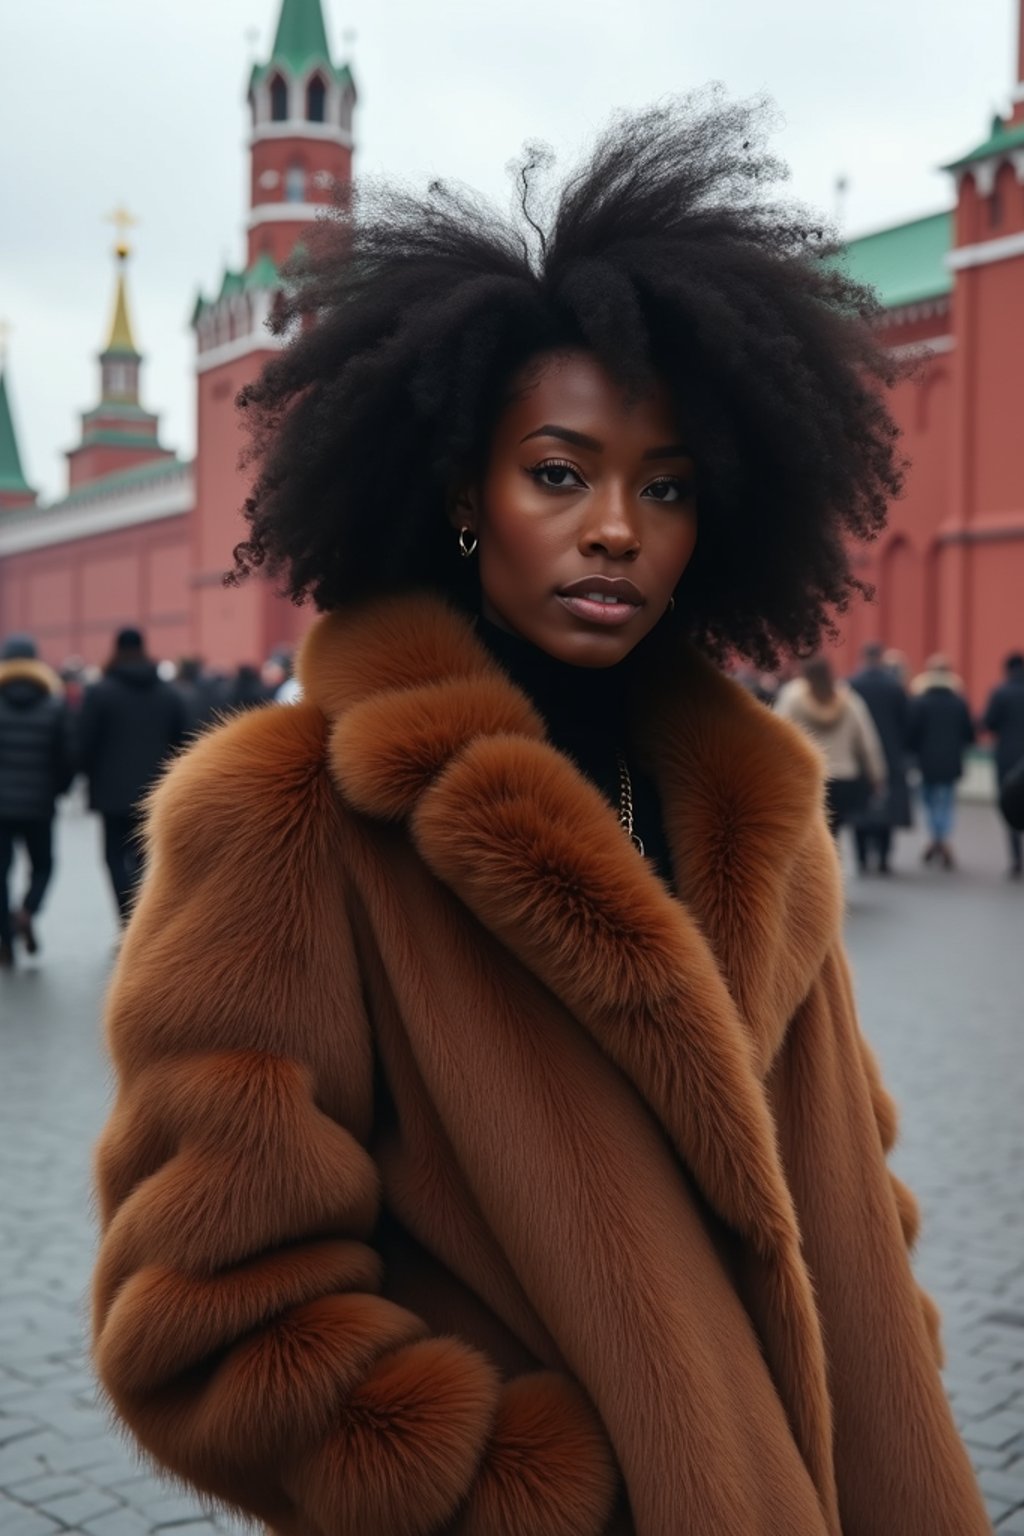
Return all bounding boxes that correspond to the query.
[921,781,956,843]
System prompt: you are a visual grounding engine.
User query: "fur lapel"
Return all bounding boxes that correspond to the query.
[300,592,843,1511]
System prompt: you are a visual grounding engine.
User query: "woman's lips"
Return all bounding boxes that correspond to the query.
[556,594,642,627]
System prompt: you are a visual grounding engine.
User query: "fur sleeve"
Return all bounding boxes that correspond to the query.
[767,944,988,1535]
[92,704,615,1536]
[91,705,502,1535]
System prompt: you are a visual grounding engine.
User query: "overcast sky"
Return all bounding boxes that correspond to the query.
[1,0,1018,502]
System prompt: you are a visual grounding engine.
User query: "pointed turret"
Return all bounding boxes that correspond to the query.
[0,346,37,513]
[103,259,140,360]
[66,225,173,492]
[269,0,332,74]
[242,0,356,269]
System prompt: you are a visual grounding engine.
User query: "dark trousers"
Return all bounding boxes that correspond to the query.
[102,811,146,924]
[998,774,1023,872]
[0,818,55,947]
[854,825,892,870]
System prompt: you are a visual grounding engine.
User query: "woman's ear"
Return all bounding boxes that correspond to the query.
[448,484,479,535]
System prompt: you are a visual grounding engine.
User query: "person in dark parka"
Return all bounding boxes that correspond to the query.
[983,653,1024,877]
[850,641,912,874]
[908,656,975,871]
[0,634,73,967]
[77,627,186,924]
[173,657,225,738]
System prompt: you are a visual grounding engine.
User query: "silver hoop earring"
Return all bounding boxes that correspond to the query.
[458,526,478,558]
[667,595,676,613]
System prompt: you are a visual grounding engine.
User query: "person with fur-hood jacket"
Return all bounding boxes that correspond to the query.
[775,656,886,839]
[0,633,73,968]
[90,100,990,1536]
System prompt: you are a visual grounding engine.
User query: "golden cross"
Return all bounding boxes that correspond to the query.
[105,205,138,260]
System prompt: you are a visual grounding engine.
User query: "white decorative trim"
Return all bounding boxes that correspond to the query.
[247,202,330,227]
[947,228,1024,270]
[1013,83,1024,105]
[195,329,288,374]
[882,296,949,326]
[972,159,998,196]
[888,334,954,359]
[251,122,352,148]
[0,466,193,556]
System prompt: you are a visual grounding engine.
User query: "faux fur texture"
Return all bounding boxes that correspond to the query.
[92,592,989,1536]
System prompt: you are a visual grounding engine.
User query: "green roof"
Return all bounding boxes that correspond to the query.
[839,209,953,310]
[249,0,353,91]
[192,253,285,327]
[219,268,245,301]
[245,251,279,290]
[271,0,330,73]
[945,114,1024,172]
[52,454,190,510]
[0,366,34,496]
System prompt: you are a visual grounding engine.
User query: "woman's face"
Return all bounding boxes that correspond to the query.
[456,349,698,667]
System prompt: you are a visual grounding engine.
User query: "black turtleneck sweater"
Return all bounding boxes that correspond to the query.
[475,615,676,891]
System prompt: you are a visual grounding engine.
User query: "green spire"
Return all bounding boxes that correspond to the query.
[271,0,330,72]
[250,0,352,90]
[0,364,34,497]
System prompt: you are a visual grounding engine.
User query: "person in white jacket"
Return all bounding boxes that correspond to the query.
[776,656,887,840]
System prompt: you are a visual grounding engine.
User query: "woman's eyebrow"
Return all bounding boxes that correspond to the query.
[519,425,603,451]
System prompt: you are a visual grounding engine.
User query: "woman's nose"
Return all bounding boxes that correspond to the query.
[579,495,641,558]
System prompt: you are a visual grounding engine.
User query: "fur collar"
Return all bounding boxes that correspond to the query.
[0,657,62,695]
[300,591,839,1075]
[300,590,843,1505]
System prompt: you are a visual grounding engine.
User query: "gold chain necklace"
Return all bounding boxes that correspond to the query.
[615,749,645,857]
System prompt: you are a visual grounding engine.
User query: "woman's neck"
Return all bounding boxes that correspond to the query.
[474,614,632,741]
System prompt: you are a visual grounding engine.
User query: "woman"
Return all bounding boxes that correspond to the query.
[776,656,887,842]
[90,100,988,1535]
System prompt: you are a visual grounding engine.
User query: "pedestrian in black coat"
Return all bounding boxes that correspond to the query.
[850,642,912,874]
[908,656,975,871]
[0,634,74,967]
[173,657,225,738]
[77,628,186,923]
[983,653,1024,877]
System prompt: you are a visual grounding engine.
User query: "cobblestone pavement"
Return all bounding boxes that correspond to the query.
[1,799,1022,1534]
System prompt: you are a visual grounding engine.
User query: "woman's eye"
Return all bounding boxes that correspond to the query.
[643,477,691,503]
[528,460,584,489]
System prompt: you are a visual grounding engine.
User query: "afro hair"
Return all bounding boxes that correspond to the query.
[231,90,903,666]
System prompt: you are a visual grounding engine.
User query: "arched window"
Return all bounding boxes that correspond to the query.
[307,75,326,122]
[270,73,289,122]
[285,164,306,203]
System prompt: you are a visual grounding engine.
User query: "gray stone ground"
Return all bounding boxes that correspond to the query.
[1,797,1021,1534]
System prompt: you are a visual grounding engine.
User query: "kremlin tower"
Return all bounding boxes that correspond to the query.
[66,221,174,492]
[190,0,356,665]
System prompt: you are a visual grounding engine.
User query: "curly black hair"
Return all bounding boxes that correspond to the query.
[231,90,903,666]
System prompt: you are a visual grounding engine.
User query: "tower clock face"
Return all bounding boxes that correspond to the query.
[259,169,280,190]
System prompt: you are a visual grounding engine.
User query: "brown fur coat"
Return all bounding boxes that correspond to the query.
[92,592,989,1536]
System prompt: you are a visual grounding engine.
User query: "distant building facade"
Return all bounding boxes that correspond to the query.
[833,12,1024,699]
[0,0,354,669]
[0,0,1021,697]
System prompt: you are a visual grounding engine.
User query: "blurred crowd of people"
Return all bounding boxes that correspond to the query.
[745,642,1024,878]
[2,626,1022,971]
[0,625,301,969]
